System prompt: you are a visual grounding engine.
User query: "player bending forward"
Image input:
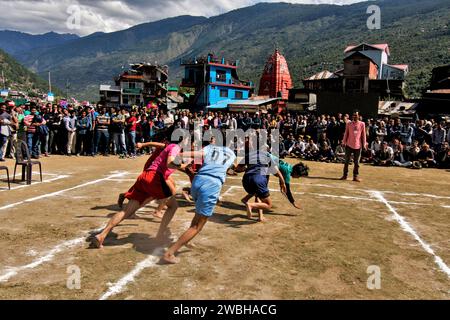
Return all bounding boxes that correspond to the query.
[162,142,236,264]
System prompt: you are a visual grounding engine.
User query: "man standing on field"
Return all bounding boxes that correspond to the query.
[340,111,367,182]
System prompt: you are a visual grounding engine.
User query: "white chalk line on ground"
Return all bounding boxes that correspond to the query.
[370,191,450,279]
[0,175,70,193]
[0,225,105,283]
[99,248,164,300]
[220,186,448,208]
[223,176,450,200]
[0,172,128,211]
[0,172,60,179]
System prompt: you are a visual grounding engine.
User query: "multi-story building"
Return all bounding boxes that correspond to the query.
[180,53,254,110]
[303,43,409,117]
[99,63,168,108]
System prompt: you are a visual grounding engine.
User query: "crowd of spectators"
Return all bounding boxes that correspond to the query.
[0,100,449,169]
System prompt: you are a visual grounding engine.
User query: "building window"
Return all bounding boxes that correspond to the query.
[220,89,228,97]
[235,91,243,99]
[353,60,361,66]
[217,70,227,82]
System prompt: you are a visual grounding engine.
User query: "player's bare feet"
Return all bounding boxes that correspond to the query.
[162,252,180,264]
[91,234,104,249]
[152,210,164,219]
[186,242,197,249]
[245,202,253,219]
[182,190,193,202]
[353,177,362,182]
[258,216,267,222]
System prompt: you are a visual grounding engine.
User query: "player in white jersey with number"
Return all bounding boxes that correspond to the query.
[162,140,236,264]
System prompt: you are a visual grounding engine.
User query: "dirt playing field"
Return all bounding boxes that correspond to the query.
[0,155,449,300]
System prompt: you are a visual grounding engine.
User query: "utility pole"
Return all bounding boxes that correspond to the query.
[1,70,5,88]
[48,71,52,92]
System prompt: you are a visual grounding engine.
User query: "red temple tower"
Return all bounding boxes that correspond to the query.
[258,49,293,100]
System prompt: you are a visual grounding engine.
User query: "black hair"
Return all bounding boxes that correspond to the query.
[292,162,309,177]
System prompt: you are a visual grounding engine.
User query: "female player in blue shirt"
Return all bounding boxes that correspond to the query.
[162,141,236,264]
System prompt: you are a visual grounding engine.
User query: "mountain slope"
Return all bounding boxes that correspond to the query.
[0,48,56,97]
[6,0,450,100]
[0,30,79,56]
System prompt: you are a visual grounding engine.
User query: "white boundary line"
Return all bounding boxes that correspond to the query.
[223,176,450,200]
[370,191,450,279]
[0,225,105,283]
[218,185,444,207]
[99,248,164,300]
[0,175,70,193]
[0,172,128,211]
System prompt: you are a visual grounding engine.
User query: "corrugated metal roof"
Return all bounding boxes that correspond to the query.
[345,43,390,55]
[305,70,338,80]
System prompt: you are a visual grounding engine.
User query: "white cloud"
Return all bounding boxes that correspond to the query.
[0,0,368,36]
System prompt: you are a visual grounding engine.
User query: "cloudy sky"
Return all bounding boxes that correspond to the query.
[0,0,368,36]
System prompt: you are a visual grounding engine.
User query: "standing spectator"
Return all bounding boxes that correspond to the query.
[327,116,340,149]
[341,111,367,182]
[4,103,18,159]
[76,110,92,156]
[0,103,11,162]
[111,108,126,157]
[94,108,110,156]
[63,109,77,156]
[46,106,63,154]
[30,107,47,159]
[431,122,446,152]
[400,119,414,146]
[126,109,137,158]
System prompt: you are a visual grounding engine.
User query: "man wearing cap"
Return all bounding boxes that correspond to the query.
[340,111,367,182]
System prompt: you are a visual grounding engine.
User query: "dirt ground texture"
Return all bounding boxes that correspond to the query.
[0,155,449,300]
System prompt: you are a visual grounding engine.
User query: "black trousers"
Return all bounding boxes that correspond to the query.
[343,146,362,177]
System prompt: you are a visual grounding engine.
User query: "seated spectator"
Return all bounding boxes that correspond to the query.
[360,147,373,163]
[393,143,412,168]
[436,141,450,169]
[407,140,421,161]
[373,141,393,166]
[318,142,334,162]
[290,136,306,158]
[370,136,382,156]
[304,139,319,161]
[334,141,346,163]
[417,143,436,168]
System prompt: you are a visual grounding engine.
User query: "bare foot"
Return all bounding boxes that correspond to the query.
[245,202,253,219]
[91,234,104,249]
[258,216,267,222]
[152,211,164,219]
[182,190,193,202]
[186,243,197,249]
[162,252,180,264]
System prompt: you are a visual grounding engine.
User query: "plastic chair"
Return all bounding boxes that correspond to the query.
[0,166,10,190]
[13,140,42,185]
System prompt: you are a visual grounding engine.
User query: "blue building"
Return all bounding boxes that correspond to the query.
[180,54,254,110]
